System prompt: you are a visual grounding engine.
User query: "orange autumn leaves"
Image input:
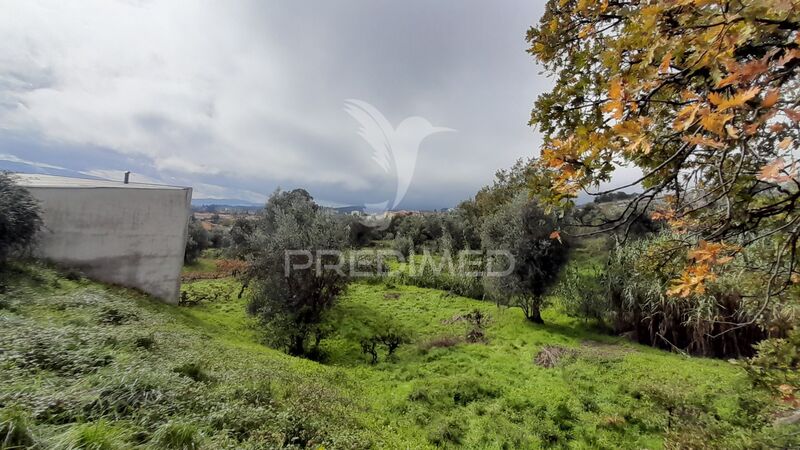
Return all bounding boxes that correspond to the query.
[602,77,626,120]
[543,76,800,198]
[758,156,797,183]
[533,0,800,200]
[667,241,739,298]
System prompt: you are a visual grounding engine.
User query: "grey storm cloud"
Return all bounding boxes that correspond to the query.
[0,0,564,209]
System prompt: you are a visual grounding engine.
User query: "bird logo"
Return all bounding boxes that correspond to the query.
[344,99,454,224]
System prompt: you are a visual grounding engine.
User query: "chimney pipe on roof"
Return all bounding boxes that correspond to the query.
[124,171,131,184]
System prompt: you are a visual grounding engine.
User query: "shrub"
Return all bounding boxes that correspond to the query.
[745,329,800,393]
[358,323,410,364]
[33,397,84,425]
[179,283,231,306]
[394,251,486,299]
[232,378,273,406]
[395,214,443,249]
[359,337,379,364]
[451,377,500,405]
[393,234,415,259]
[556,266,608,325]
[0,172,42,265]
[339,215,379,247]
[379,330,408,356]
[407,387,432,403]
[464,309,489,343]
[209,228,226,249]
[184,217,209,264]
[227,217,256,259]
[63,268,85,282]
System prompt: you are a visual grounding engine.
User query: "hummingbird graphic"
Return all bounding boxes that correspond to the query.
[344,99,454,215]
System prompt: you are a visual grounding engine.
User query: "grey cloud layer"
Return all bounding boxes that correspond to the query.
[0,0,549,209]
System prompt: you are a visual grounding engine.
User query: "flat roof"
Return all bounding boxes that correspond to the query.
[12,173,189,191]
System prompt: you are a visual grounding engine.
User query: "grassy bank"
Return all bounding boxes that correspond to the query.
[0,263,796,448]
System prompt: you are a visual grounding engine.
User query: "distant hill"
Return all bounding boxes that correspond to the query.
[191,198,263,207]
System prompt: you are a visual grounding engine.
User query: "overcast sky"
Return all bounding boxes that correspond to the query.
[1,1,561,208]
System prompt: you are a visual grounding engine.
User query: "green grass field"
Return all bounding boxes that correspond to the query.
[180,257,218,275]
[0,263,796,449]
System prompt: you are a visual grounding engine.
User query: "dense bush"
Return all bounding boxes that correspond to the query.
[395,214,443,249]
[397,260,485,300]
[556,266,608,325]
[208,228,227,249]
[243,189,351,357]
[603,233,787,357]
[227,216,256,259]
[0,172,42,265]
[339,215,379,247]
[745,328,800,394]
[359,326,410,364]
[481,194,569,323]
[386,211,480,253]
[393,234,415,259]
[184,217,209,264]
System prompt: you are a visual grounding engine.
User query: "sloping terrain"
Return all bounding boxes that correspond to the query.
[0,264,796,449]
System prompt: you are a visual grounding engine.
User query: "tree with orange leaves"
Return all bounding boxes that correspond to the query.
[527,0,800,301]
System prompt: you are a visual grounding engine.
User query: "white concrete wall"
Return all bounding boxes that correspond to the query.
[26,186,192,303]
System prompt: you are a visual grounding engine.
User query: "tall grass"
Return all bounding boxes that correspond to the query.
[0,407,35,449]
[150,421,201,450]
[604,233,780,357]
[393,252,485,300]
[51,421,125,450]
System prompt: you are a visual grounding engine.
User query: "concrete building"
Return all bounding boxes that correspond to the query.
[15,174,192,303]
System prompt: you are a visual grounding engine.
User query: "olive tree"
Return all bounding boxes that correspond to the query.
[0,172,42,265]
[244,189,350,357]
[481,194,569,323]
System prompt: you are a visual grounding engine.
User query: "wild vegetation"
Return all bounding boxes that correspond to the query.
[527,0,800,328]
[481,194,570,323]
[0,172,41,267]
[2,263,798,449]
[239,189,351,357]
[2,2,800,448]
